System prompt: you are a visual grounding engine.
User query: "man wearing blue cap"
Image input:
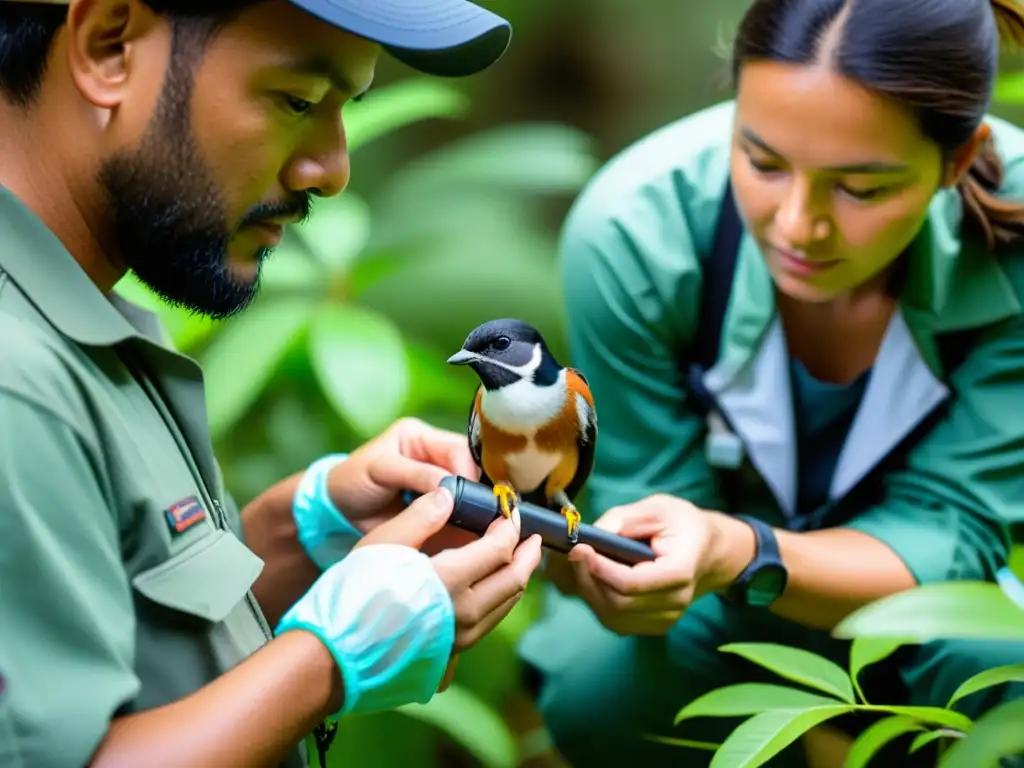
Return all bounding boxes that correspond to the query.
[0,2,541,767]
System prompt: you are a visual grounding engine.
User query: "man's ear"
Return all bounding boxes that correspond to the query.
[943,122,992,187]
[64,0,163,110]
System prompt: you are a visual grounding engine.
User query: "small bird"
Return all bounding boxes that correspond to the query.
[446,319,598,545]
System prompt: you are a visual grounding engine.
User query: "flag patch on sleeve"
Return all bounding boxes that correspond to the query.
[165,495,207,534]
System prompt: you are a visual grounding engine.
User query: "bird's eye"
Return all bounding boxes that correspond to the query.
[492,336,511,351]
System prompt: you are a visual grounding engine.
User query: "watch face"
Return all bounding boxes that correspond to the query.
[746,565,788,607]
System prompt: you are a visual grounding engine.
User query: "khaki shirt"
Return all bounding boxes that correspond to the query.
[0,185,306,767]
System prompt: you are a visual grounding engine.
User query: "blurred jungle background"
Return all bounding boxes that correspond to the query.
[115,1,1024,766]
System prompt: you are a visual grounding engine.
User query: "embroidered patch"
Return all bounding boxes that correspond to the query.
[165,495,207,535]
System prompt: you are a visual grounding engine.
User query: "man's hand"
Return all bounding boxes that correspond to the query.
[565,494,754,635]
[328,418,480,552]
[356,484,543,687]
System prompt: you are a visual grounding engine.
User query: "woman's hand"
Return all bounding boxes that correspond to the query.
[566,494,755,635]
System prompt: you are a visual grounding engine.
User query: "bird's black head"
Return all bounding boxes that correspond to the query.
[447,318,562,390]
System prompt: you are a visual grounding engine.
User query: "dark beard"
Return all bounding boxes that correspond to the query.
[97,39,309,320]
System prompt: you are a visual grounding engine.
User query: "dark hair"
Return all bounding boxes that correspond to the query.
[732,0,1024,251]
[0,0,259,108]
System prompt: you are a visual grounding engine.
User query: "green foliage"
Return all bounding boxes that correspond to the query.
[662,578,1024,768]
[115,77,600,765]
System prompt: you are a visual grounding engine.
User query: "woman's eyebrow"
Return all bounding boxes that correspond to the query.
[739,126,911,174]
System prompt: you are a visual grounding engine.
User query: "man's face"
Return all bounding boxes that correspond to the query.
[98,1,379,319]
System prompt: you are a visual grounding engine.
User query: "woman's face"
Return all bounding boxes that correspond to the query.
[731,61,948,304]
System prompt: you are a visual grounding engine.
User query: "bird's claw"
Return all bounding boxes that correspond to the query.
[561,505,581,546]
[493,483,519,521]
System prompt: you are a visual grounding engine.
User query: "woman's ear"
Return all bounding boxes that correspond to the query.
[64,0,162,110]
[944,122,992,187]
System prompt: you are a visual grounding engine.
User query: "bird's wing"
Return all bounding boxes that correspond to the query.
[467,384,486,476]
[563,367,598,502]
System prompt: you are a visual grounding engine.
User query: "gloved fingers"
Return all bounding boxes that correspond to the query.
[356,487,454,549]
[431,514,520,591]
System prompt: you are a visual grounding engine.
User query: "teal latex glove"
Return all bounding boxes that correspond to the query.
[275,542,455,717]
[292,453,364,570]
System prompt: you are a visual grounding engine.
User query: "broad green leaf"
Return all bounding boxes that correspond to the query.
[1009,547,1024,582]
[398,684,515,768]
[674,683,841,725]
[995,71,1024,103]
[871,705,974,732]
[998,565,1024,608]
[380,123,600,209]
[946,664,1024,709]
[293,193,372,272]
[833,582,1024,641]
[200,297,311,438]
[710,706,855,768]
[402,340,477,412]
[719,643,855,703]
[844,715,924,768]
[641,734,720,751]
[910,729,964,754]
[308,304,409,438]
[261,241,323,292]
[344,77,470,152]
[848,637,907,703]
[939,698,1024,768]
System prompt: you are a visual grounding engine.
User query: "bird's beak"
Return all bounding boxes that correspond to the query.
[447,349,476,366]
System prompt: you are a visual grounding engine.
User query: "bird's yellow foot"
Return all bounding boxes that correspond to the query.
[492,483,519,520]
[561,505,581,545]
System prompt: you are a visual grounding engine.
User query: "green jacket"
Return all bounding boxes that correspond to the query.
[0,186,306,767]
[557,99,1024,587]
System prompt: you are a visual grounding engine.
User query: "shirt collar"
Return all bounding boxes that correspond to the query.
[0,184,154,347]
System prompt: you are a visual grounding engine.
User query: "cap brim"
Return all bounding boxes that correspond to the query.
[289,0,512,77]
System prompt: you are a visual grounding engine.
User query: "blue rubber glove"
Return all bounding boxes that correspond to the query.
[292,453,364,570]
[275,542,455,717]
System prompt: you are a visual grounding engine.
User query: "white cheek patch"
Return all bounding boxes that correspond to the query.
[463,344,543,379]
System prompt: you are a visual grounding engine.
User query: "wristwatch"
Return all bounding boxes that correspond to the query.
[724,515,788,607]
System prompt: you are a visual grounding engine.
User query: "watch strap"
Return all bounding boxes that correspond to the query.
[724,514,785,606]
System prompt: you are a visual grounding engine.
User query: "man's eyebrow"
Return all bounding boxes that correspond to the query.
[738,126,910,174]
[285,55,373,100]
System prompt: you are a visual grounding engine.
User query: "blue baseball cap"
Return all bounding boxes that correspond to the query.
[290,0,512,76]
[10,0,513,78]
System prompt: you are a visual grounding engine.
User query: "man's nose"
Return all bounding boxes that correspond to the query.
[284,122,351,198]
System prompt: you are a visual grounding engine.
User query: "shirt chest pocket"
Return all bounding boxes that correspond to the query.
[131,529,265,624]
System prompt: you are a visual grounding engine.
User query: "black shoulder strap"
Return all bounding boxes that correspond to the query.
[694,178,743,371]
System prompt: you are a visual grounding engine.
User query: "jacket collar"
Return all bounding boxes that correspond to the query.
[0,184,155,347]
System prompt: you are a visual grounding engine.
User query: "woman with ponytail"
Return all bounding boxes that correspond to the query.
[518,0,1024,765]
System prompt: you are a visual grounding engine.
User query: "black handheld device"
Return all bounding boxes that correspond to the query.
[425,475,656,565]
